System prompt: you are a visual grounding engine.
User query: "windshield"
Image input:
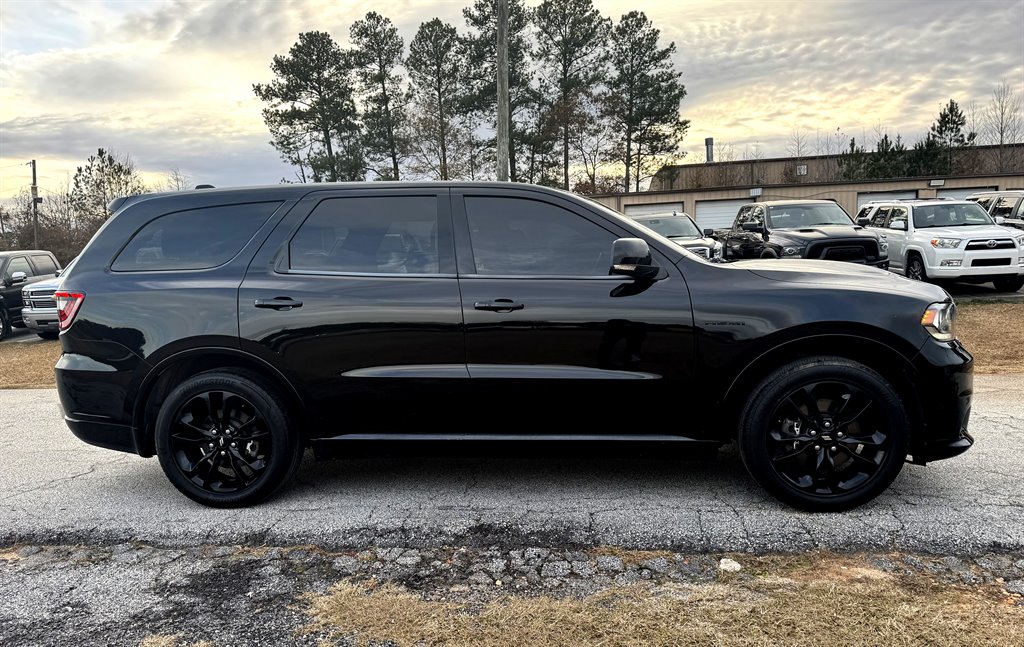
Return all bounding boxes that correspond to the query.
[913,203,994,228]
[635,216,701,238]
[767,203,853,228]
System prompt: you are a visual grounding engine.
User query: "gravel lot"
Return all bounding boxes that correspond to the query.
[0,375,1021,555]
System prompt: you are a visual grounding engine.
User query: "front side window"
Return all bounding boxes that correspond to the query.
[888,206,908,227]
[113,202,281,271]
[993,197,1020,218]
[465,196,616,276]
[733,206,752,229]
[749,206,766,227]
[5,256,31,279]
[869,207,891,228]
[912,203,994,228]
[289,196,440,274]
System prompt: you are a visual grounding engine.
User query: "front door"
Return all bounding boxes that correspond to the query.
[238,188,465,436]
[452,188,696,436]
[883,206,909,270]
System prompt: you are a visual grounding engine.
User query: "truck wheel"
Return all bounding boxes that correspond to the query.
[154,371,303,508]
[737,357,909,512]
[992,276,1024,292]
[906,255,927,281]
[0,309,10,341]
[760,250,779,259]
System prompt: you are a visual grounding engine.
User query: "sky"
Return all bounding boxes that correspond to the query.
[1,0,1022,200]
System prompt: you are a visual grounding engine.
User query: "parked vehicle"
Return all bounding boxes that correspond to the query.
[965,190,1024,231]
[714,200,889,267]
[0,250,62,341]
[631,212,724,260]
[21,257,77,339]
[56,183,972,512]
[859,199,1024,292]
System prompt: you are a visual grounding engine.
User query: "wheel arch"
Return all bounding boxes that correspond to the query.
[131,347,308,457]
[719,332,925,448]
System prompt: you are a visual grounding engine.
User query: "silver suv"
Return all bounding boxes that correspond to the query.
[966,190,1024,231]
[858,199,1024,292]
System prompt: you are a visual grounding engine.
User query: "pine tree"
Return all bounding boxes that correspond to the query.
[928,99,976,174]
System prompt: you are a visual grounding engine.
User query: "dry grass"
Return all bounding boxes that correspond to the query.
[0,339,61,388]
[957,303,1024,374]
[303,554,1024,647]
[0,303,1018,390]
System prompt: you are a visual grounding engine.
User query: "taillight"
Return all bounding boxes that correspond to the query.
[53,291,85,331]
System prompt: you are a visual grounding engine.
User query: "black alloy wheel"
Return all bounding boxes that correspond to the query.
[906,255,926,281]
[155,371,302,507]
[738,357,909,511]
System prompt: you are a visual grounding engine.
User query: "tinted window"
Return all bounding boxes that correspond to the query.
[855,206,873,221]
[6,256,31,278]
[289,196,440,274]
[465,196,616,276]
[113,202,281,271]
[971,196,994,211]
[869,207,890,227]
[749,206,766,227]
[913,203,993,228]
[31,255,57,275]
[992,197,1020,217]
[768,203,852,228]
[635,216,700,238]
[733,206,752,229]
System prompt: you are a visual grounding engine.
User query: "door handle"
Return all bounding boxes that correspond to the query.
[254,297,303,311]
[474,299,525,312]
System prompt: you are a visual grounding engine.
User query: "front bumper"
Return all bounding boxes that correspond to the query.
[926,247,1024,278]
[908,338,974,465]
[22,309,60,332]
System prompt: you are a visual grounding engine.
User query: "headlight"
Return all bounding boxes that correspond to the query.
[929,238,961,249]
[921,302,957,342]
[782,246,804,256]
[879,241,889,255]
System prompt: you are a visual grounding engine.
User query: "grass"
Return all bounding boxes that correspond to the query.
[0,302,1019,390]
[303,553,1024,647]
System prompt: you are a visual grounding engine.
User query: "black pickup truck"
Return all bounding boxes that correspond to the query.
[715,200,889,268]
[0,249,62,340]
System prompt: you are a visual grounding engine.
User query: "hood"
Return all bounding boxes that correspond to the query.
[769,225,878,243]
[24,275,63,291]
[737,258,949,301]
[914,224,1021,239]
[670,236,716,248]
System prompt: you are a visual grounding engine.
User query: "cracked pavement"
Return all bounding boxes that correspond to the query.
[0,375,1021,554]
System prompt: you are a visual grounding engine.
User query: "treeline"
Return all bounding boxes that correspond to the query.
[0,149,175,264]
[253,0,690,194]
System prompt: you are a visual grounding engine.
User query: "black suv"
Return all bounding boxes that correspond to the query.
[719,200,889,267]
[1,250,62,340]
[56,183,973,511]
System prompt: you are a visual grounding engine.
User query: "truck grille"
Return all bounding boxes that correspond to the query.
[688,247,710,258]
[26,289,57,310]
[804,240,880,264]
[971,258,1012,267]
[966,239,1015,250]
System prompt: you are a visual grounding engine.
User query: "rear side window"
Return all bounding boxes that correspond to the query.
[31,254,58,275]
[992,197,1020,218]
[112,202,281,271]
[289,196,440,274]
[869,207,890,227]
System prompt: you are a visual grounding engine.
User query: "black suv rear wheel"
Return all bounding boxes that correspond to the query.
[154,371,303,507]
[738,357,909,512]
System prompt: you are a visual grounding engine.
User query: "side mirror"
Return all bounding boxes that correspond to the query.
[10,271,27,284]
[890,220,907,231]
[702,228,715,237]
[741,222,763,232]
[856,216,871,226]
[610,238,659,280]
[994,216,1005,225]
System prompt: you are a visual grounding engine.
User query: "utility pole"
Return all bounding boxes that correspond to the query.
[29,160,40,249]
[495,0,510,181]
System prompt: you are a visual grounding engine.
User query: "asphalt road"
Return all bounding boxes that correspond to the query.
[1,375,1021,555]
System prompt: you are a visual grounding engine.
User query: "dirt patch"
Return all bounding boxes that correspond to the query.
[957,303,1024,374]
[0,340,61,389]
[304,554,1024,647]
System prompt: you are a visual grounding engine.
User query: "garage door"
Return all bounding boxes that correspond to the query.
[695,198,749,229]
[623,202,683,217]
[856,190,917,208]
[937,187,997,200]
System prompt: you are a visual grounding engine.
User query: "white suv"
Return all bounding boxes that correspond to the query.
[856,199,1024,292]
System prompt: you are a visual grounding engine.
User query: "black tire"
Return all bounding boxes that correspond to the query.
[737,357,910,512]
[760,250,779,259]
[0,309,10,342]
[37,331,59,340]
[154,370,303,507]
[906,254,927,281]
[992,276,1024,292]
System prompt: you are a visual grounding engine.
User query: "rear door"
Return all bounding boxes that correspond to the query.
[238,188,465,436]
[884,206,909,270]
[452,187,696,436]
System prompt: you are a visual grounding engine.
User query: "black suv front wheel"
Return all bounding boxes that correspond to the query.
[738,357,909,512]
[155,371,303,507]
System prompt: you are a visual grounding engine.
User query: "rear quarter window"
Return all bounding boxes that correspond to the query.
[112,202,281,271]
